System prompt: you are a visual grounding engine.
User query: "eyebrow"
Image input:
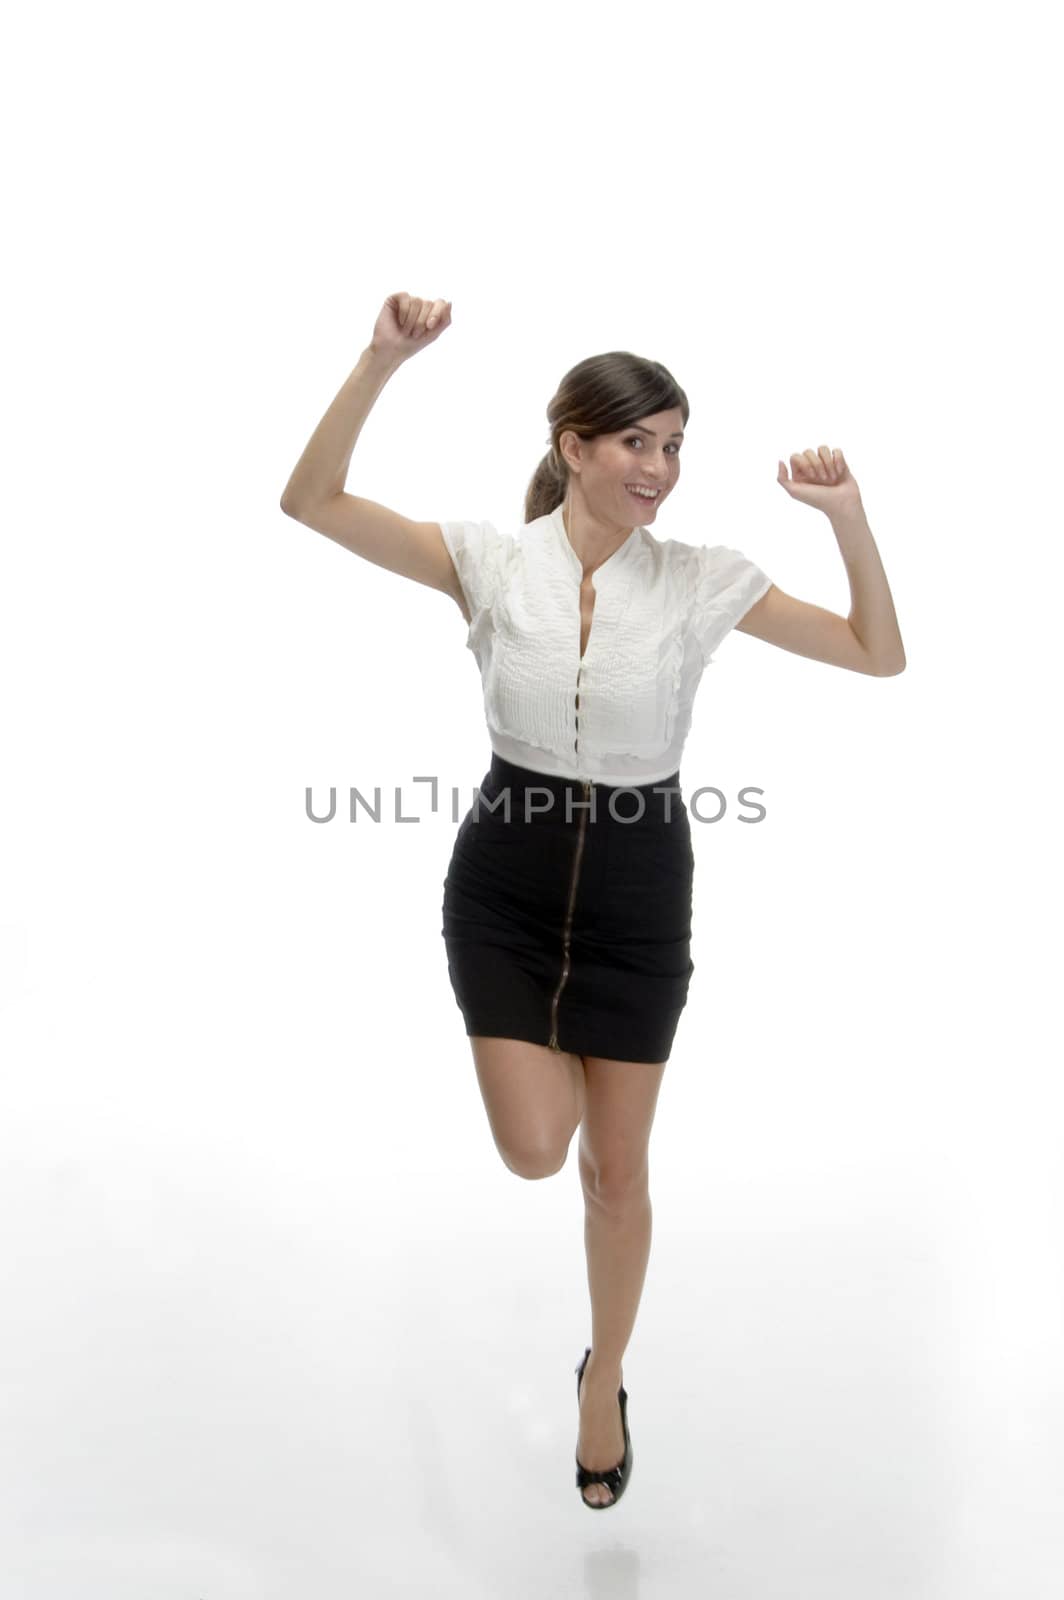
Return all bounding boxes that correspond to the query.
[629,424,685,438]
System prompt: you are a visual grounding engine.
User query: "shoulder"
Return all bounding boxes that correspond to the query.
[662,533,751,565]
[440,516,519,561]
[661,536,770,590]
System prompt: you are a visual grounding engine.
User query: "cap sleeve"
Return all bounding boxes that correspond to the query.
[690,544,773,664]
[439,518,512,624]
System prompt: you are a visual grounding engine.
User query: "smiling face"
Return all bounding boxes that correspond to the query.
[560,407,685,534]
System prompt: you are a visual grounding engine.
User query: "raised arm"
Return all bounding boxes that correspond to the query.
[280,295,465,609]
[736,447,906,676]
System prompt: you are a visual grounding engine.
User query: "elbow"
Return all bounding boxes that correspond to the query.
[872,654,906,676]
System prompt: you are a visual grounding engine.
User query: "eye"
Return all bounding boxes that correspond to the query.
[625,437,680,454]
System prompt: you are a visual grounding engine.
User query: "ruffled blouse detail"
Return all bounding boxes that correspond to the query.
[438,504,772,785]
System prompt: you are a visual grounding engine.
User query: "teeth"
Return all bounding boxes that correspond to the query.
[627,486,659,498]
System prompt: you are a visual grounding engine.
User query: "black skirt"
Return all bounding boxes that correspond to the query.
[441,753,695,1063]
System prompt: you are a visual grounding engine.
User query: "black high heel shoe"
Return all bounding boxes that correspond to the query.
[575,1345,632,1509]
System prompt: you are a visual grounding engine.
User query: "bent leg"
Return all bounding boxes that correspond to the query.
[471,1036,587,1179]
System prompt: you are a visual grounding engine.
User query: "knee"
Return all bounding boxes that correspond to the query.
[500,1138,570,1181]
[579,1150,650,1209]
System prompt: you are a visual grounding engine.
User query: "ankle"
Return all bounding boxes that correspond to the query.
[583,1352,623,1391]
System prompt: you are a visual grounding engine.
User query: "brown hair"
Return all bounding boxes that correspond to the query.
[523,350,689,525]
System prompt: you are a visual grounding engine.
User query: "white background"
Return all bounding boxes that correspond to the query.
[2,1,1061,1595]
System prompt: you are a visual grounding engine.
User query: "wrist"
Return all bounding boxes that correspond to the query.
[362,342,407,378]
[827,494,866,527]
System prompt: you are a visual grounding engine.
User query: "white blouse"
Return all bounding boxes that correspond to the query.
[440,502,773,787]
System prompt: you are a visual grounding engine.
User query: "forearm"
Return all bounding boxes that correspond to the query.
[280,344,404,510]
[831,501,907,673]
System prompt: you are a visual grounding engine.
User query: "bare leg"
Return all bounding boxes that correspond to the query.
[470,1037,586,1176]
[575,1055,666,1505]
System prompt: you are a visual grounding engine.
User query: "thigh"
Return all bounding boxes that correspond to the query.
[471,1036,586,1173]
[578,1056,668,1189]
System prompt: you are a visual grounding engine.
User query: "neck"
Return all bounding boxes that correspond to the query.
[562,500,635,576]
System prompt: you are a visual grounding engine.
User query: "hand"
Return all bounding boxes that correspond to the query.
[370,292,452,363]
[777,445,862,516]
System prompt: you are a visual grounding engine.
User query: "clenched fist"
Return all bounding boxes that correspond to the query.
[370,293,452,363]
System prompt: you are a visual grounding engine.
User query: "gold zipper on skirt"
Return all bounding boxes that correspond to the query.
[548,777,592,1052]
[549,655,591,1053]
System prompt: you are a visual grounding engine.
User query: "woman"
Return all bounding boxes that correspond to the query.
[281,292,907,1510]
